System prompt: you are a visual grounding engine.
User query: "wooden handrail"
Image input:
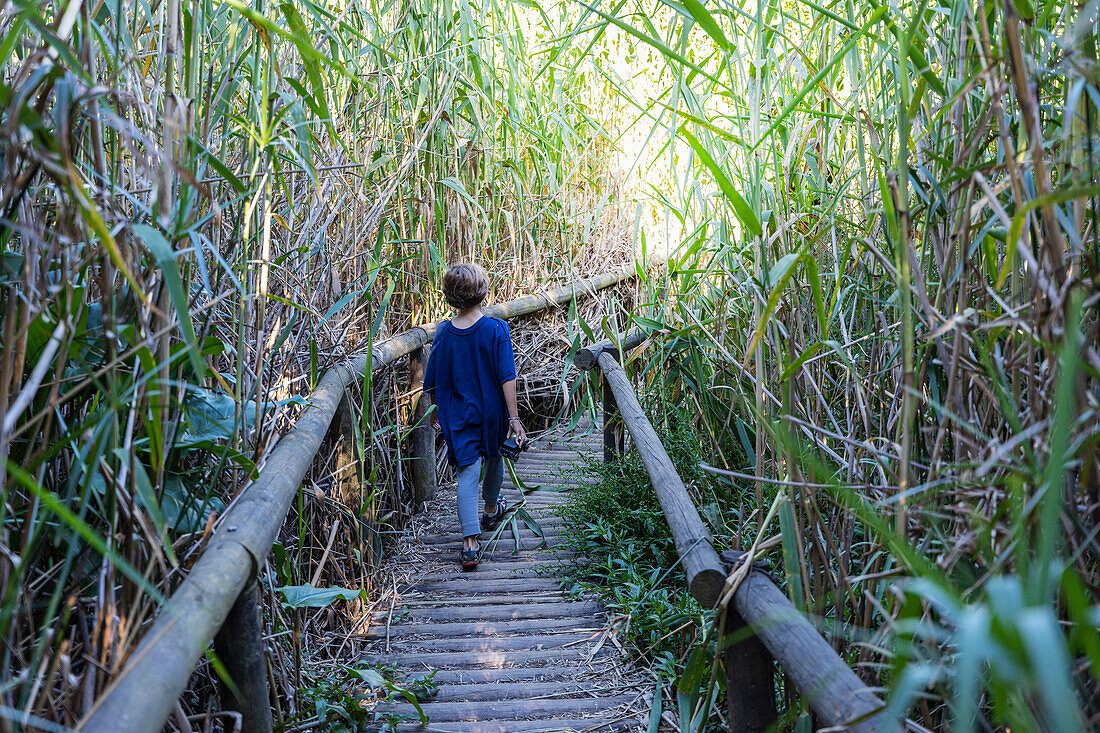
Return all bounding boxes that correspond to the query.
[577,341,890,733]
[596,351,726,604]
[572,327,647,370]
[79,264,644,733]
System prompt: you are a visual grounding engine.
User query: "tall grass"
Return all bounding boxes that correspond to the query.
[558,0,1100,728]
[0,0,636,726]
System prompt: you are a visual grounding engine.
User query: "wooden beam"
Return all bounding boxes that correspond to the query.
[408,347,436,506]
[601,376,623,462]
[333,394,362,552]
[212,583,272,733]
[596,351,726,605]
[77,262,646,733]
[731,573,889,732]
[720,553,776,733]
[594,351,890,732]
[573,328,647,371]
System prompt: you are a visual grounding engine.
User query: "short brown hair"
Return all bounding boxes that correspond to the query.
[442,262,489,309]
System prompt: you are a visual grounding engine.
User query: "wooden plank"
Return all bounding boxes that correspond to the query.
[379,695,638,721]
[410,549,578,564]
[595,351,725,606]
[528,445,602,451]
[424,667,611,684]
[362,633,596,654]
[406,578,566,595]
[415,531,565,547]
[400,592,574,607]
[392,717,638,732]
[403,554,563,569]
[424,679,638,702]
[404,563,567,582]
[361,617,603,639]
[403,601,601,622]
[374,647,617,670]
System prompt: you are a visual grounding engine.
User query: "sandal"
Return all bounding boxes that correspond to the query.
[460,545,480,571]
[480,497,509,531]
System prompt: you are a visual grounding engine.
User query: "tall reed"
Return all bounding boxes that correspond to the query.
[560,0,1100,728]
[0,0,635,725]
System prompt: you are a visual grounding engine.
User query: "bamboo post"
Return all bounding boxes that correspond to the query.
[575,330,644,463]
[408,347,436,505]
[212,583,273,733]
[335,394,360,496]
[601,375,622,462]
[721,552,777,733]
[334,394,362,552]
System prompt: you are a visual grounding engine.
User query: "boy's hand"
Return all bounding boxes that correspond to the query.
[508,418,527,448]
[431,416,441,431]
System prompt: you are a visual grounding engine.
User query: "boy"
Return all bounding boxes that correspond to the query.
[423,263,527,570]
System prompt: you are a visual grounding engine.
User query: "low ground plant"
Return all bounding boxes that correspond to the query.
[557,401,736,729]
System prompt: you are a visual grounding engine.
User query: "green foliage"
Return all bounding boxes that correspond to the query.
[559,397,712,574]
[1,0,629,724]
[556,0,1100,728]
[292,666,437,732]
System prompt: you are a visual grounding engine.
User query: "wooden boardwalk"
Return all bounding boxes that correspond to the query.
[358,426,647,732]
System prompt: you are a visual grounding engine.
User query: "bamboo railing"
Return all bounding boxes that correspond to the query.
[78,264,643,733]
[575,332,892,733]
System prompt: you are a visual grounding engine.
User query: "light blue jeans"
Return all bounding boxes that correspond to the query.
[456,454,504,538]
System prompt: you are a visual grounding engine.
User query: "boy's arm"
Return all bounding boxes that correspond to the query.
[502,379,526,447]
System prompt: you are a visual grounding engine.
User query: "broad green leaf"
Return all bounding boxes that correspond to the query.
[276,584,362,608]
[348,668,388,687]
[743,253,804,366]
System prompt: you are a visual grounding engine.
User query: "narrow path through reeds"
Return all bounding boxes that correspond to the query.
[355,421,649,732]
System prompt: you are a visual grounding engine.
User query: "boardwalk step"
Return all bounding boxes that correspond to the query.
[394,601,600,622]
[363,632,598,654]
[378,646,617,670]
[400,592,576,607]
[359,430,638,730]
[362,617,603,639]
[389,717,637,732]
[379,694,638,721]
[411,550,578,563]
[400,575,567,589]
[424,679,641,702]
[422,666,617,684]
[397,559,573,579]
[416,531,567,547]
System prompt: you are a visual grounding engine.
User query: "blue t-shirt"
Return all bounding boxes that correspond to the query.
[423,316,517,467]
